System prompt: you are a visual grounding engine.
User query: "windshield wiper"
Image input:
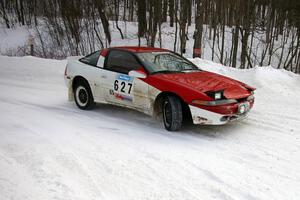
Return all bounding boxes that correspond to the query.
[151,70,182,75]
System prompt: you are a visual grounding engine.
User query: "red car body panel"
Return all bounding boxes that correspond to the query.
[143,74,213,103]
[143,71,253,101]
[149,71,252,98]
[142,71,255,115]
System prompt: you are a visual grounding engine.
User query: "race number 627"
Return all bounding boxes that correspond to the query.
[114,80,132,94]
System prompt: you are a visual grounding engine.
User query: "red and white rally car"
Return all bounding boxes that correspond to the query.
[64,46,255,131]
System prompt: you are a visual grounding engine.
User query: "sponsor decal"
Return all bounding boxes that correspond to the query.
[117,74,133,82]
[114,93,133,102]
[109,89,114,95]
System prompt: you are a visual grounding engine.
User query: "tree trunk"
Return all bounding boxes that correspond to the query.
[137,0,147,37]
[193,0,204,58]
[95,0,111,45]
[169,0,174,27]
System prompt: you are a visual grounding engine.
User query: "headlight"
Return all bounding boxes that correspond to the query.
[192,99,238,106]
[215,92,222,100]
[205,90,223,100]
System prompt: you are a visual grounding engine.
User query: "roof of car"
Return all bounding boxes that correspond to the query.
[110,46,170,53]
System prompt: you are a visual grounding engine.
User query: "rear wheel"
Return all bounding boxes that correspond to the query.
[162,96,183,131]
[74,82,94,110]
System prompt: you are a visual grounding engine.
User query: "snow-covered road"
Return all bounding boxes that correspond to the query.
[0,55,300,200]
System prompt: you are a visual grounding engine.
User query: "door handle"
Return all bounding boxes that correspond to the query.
[101,75,107,79]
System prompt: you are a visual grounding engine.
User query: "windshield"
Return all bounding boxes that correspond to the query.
[136,52,200,74]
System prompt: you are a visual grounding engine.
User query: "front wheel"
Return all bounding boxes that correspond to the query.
[162,96,183,131]
[74,82,94,110]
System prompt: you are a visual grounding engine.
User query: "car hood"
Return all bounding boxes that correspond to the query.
[155,71,254,99]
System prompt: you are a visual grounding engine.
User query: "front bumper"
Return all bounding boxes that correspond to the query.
[189,104,250,125]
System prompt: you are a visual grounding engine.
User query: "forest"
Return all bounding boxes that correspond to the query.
[1,0,300,73]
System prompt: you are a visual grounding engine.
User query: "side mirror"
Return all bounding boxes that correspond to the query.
[129,70,147,79]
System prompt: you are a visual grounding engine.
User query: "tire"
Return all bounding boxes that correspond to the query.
[74,81,94,110]
[162,96,183,131]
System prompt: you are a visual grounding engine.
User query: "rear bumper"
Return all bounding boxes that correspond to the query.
[188,104,250,125]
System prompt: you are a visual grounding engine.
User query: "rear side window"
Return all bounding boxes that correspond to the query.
[105,50,141,74]
[80,50,100,66]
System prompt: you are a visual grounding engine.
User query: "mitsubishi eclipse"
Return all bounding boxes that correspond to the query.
[64,46,255,131]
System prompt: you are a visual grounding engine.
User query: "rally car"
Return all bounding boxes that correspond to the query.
[64,46,255,131]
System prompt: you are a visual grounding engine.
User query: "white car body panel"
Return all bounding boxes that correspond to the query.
[65,55,161,116]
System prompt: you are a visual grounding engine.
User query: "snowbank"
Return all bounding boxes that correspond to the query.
[0,55,300,200]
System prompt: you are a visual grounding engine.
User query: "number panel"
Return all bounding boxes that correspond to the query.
[114,80,132,94]
[110,74,134,103]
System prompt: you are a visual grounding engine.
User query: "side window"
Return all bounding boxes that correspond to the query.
[80,50,100,66]
[105,50,141,74]
[97,56,105,68]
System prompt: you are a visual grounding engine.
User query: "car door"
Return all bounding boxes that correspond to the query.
[101,49,151,112]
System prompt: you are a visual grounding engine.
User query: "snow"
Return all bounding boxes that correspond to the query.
[0,55,300,200]
[0,26,30,53]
